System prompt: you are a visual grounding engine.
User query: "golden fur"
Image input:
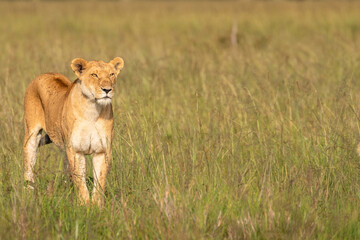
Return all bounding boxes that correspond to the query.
[23,57,124,207]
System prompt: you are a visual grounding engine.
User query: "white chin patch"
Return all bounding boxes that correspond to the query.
[96,98,112,106]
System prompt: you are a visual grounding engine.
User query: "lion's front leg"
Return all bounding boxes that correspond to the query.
[66,149,90,205]
[92,151,111,207]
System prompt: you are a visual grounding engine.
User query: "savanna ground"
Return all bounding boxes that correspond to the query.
[0,1,360,239]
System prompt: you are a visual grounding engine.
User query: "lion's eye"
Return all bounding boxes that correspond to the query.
[91,73,98,78]
[110,73,115,77]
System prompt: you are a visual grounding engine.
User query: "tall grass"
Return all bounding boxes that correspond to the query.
[0,1,359,239]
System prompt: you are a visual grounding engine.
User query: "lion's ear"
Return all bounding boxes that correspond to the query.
[109,57,124,74]
[71,58,87,78]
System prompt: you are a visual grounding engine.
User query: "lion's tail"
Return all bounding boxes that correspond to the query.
[38,134,52,147]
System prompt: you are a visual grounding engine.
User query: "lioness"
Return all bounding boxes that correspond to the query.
[23,57,124,207]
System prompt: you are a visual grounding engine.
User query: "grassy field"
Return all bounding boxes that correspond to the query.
[0,1,360,239]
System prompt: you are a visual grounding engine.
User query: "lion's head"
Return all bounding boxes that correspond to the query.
[71,57,124,106]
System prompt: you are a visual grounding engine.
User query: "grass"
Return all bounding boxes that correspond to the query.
[0,1,360,239]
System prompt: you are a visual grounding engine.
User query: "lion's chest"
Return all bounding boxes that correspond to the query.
[70,121,109,154]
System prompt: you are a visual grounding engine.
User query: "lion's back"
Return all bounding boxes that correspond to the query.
[24,73,74,148]
[26,73,71,102]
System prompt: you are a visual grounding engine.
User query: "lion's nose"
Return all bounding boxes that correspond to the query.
[102,88,112,94]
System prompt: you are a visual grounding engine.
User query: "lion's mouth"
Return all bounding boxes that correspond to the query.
[95,96,112,105]
[97,96,111,100]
